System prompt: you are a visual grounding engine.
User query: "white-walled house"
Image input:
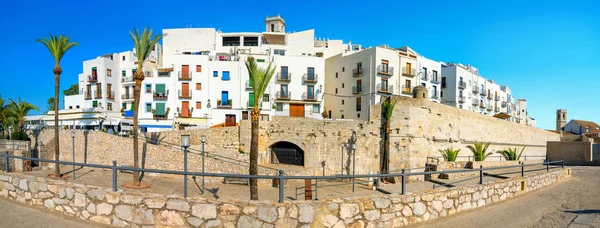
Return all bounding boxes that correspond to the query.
[416,55,442,103]
[563,119,600,135]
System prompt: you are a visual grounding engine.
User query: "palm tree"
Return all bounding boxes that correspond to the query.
[126,27,164,187]
[497,147,526,161]
[439,148,461,162]
[0,95,8,138]
[245,57,275,200]
[46,97,55,113]
[381,97,397,183]
[37,34,78,178]
[6,98,39,138]
[467,142,493,161]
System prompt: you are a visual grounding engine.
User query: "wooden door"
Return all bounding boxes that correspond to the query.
[290,103,305,117]
[406,62,411,75]
[182,65,189,77]
[225,115,236,126]
[182,83,190,97]
[181,101,189,117]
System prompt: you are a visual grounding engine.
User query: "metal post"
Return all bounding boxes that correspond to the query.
[546,161,549,172]
[112,161,117,191]
[184,147,188,198]
[375,171,380,189]
[479,165,483,184]
[352,148,356,193]
[201,141,205,194]
[5,152,9,173]
[341,146,344,175]
[401,169,405,195]
[315,179,318,200]
[562,160,564,169]
[468,156,471,162]
[72,135,75,179]
[521,162,525,177]
[278,170,284,203]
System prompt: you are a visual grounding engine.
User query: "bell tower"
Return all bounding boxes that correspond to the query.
[265,15,286,33]
[556,109,567,132]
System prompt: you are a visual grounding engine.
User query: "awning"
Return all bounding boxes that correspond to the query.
[155,103,166,115]
[158,68,174,72]
[493,112,511,120]
[176,117,208,125]
[263,34,286,45]
[156,84,166,94]
[124,110,134,117]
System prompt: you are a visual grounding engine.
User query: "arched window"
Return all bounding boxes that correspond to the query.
[270,141,304,166]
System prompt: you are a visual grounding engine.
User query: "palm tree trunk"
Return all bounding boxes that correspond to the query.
[54,72,61,177]
[132,79,141,185]
[249,108,259,200]
[383,119,395,183]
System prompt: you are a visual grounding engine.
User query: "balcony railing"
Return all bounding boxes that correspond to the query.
[430,93,439,99]
[486,105,493,111]
[152,114,168,120]
[302,74,318,83]
[121,94,133,100]
[217,99,232,108]
[458,96,465,103]
[501,101,507,107]
[276,73,291,82]
[472,86,480,93]
[401,85,411,95]
[178,71,192,80]
[378,84,394,94]
[85,91,93,100]
[402,67,417,77]
[107,91,115,100]
[494,107,499,112]
[302,92,316,101]
[179,111,192,118]
[378,65,394,76]
[431,75,440,84]
[88,75,98,83]
[153,90,169,100]
[178,90,192,99]
[353,68,363,77]
[421,72,429,81]
[472,99,479,106]
[352,86,362,94]
[245,80,253,89]
[495,96,500,101]
[121,76,134,83]
[94,91,102,99]
[275,91,291,100]
[157,72,171,77]
[487,94,493,100]
[458,81,466,89]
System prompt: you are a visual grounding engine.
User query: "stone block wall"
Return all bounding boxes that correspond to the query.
[0,139,30,151]
[547,141,593,165]
[0,167,569,227]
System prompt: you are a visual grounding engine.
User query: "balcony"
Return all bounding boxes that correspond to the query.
[458,81,466,89]
[431,93,439,99]
[501,101,507,107]
[472,86,480,93]
[153,90,169,100]
[377,65,394,76]
[157,71,171,77]
[352,86,362,95]
[402,67,417,77]
[121,76,134,84]
[88,75,98,83]
[494,107,499,112]
[401,85,411,95]
[378,84,394,94]
[245,80,253,89]
[107,91,115,100]
[121,94,133,100]
[275,91,291,100]
[85,91,93,100]
[486,105,493,111]
[276,73,291,83]
[495,96,500,101]
[431,75,440,84]
[217,99,232,109]
[94,91,102,99]
[487,94,493,100]
[179,111,192,118]
[152,114,168,120]
[302,92,316,101]
[178,89,192,99]
[458,96,466,103]
[302,74,318,83]
[352,68,363,77]
[178,71,192,81]
[421,73,429,81]
[472,99,479,106]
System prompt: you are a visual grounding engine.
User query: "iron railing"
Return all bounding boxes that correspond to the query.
[377,65,393,76]
[352,68,363,77]
[0,152,563,203]
[458,81,466,89]
[178,71,192,80]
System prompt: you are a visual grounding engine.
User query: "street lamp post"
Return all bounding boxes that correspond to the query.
[341,143,346,175]
[181,134,190,197]
[201,135,206,194]
[71,131,75,179]
[351,140,356,193]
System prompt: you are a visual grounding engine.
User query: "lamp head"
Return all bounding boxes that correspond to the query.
[181,134,190,148]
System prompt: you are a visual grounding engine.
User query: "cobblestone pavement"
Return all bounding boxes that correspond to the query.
[0,197,108,228]
[410,166,600,228]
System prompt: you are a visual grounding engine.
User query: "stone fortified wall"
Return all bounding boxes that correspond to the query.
[0,168,570,227]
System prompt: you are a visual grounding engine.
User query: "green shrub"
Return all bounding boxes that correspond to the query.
[467,142,492,161]
[439,148,460,162]
[10,131,29,141]
[497,147,525,161]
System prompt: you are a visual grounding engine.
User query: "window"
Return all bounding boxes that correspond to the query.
[335,72,338,78]
[196,65,202,72]
[356,97,362,111]
[222,71,229,81]
[271,24,275,32]
[307,85,315,99]
[242,111,249,120]
[222,36,240,46]
[342,67,345,72]
[335,88,338,94]
[260,114,269,121]
[122,70,126,77]
[357,62,362,72]
[92,101,98,108]
[313,104,320,113]
[307,67,315,79]
[274,49,286,56]
[280,85,288,97]
[381,60,389,73]
[107,69,112,77]
[341,115,345,119]
[358,113,361,118]
[145,84,151,93]
[122,56,125,61]
[342,83,344,88]
[76,105,79,109]
[196,102,201,109]
[276,103,283,111]
[196,83,201,90]
[244,37,258,46]
[263,94,269,102]
[281,66,288,79]
[441,91,444,97]
[213,71,218,77]
[257,59,265,62]
[342,100,345,105]
[122,103,126,109]
[69,106,72,109]
[356,80,362,92]
[145,103,152,112]
[92,67,97,77]
[107,103,112,111]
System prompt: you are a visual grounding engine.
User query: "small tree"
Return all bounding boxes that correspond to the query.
[439,148,461,162]
[62,84,79,96]
[497,147,526,161]
[46,97,55,113]
[467,142,492,161]
[381,97,397,183]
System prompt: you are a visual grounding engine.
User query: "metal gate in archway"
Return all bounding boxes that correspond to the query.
[270,142,304,166]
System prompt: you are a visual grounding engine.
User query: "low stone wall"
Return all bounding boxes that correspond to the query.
[468,161,521,169]
[0,139,30,151]
[0,150,29,172]
[0,168,570,227]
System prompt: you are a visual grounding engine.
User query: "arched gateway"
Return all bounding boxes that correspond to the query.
[269,141,304,166]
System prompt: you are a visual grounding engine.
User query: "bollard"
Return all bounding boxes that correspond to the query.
[562,160,564,169]
[305,179,312,200]
[112,161,117,191]
[375,171,380,189]
[521,162,525,177]
[546,161,549,172]
[315,179,318,200]
[401,169,406,195]
[5,152,9,173]
[184,148,188,198]
[479,165,483,184]
[278,170,284,203]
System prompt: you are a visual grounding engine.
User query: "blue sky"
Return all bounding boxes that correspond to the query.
[0,0,598,130]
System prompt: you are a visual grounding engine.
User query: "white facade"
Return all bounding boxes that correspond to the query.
[416,55,442,103]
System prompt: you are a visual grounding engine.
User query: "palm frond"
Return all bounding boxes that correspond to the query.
[245,57,275,109]
[439,148,461,162]
[382,97,397,121]
[130,26,164,70]
[468,142,492,161]
[36,34,79,64]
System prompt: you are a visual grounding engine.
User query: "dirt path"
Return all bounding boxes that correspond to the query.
[410,166,600,228]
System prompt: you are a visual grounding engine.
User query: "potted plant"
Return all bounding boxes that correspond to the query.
[467,142,492,161]
[228,99,232,106]
[497,147,526,161]
[217,100,222,106]
[439,148,460,162]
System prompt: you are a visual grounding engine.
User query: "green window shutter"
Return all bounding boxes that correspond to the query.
[92,67,97,70]
[249,93,255,107]
[130,102,135,111]
[122,103,126,109]
[156,84,166,94]
[92,101,98,107]
[155,103,166,115]
[122,70,126,76]
[257,59,265,62]
[249,78,254,87]
[145,103,152,112]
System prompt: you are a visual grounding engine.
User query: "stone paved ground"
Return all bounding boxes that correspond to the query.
[410,166,600,228]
